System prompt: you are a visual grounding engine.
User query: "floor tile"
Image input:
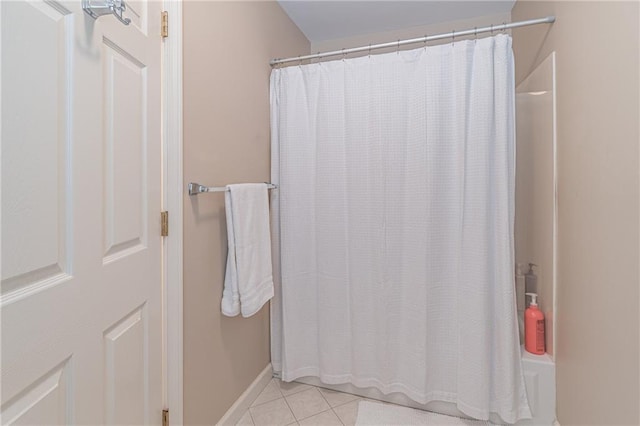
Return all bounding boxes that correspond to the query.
[275,379,314,396]
[298,409,343,426]
[317,387,360,408]
[251,380,284,407]
[332,399,361,426]
[285,388,331,420]
[249,398,296,426]
[236,410,254,426]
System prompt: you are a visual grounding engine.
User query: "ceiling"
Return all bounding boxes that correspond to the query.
[277,1,516,43]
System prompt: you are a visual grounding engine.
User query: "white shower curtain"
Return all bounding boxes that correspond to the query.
[269,34,531,424]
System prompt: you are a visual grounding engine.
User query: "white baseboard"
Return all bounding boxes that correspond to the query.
[216,363,273,426]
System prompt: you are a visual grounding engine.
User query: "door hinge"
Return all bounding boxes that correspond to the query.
[161,11,169,38]
[162,409,169,426]
[161,211,169,237]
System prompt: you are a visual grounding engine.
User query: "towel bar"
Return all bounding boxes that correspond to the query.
[188,182,277,196]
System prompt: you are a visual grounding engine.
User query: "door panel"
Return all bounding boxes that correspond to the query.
[1,360,72,426]
[103,38,147,262]
[1,0,72,298]
[123,0,147,35]
[104,305,147,425]
[1,0,163,424]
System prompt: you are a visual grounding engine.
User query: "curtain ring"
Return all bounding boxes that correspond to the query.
[368,43,372,58]
[317,52,322,66]
[397,39,400,54]
[491,24,494,34]
[502,22,507,33]
[423,34,428,51]
[298,55,302,67]
[341,48,346,61]
[451,30,455,46]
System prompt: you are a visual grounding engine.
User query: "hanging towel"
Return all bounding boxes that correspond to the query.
[221,183,274,317]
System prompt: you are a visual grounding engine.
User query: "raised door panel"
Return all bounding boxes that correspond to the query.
[104,306,148,425]
[102,39,148,264]
[0,360,72,425]
[1,0,72,300]
[123,0,148,35]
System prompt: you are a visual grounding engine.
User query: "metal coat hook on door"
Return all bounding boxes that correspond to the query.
[82,0,131,26]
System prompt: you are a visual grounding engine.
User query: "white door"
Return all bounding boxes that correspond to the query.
[1,0,163,424]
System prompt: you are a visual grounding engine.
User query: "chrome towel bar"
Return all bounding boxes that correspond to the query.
[188,182,277,196]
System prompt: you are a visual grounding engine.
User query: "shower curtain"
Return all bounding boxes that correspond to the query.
[269,34,531,424]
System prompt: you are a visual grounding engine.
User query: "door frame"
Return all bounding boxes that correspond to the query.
[162,0,184,423]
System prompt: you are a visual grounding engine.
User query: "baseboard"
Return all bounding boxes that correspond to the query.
[216,363,273,426]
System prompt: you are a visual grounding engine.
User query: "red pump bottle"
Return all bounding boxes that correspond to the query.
[524,292,545,355]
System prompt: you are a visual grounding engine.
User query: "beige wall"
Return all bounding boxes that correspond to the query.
[311,12,511,55]
[512,2,639,424]
[182,2,309,424]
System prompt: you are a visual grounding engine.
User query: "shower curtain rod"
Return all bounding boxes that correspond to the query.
[270,16,555,66]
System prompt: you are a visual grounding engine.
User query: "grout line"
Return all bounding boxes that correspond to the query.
[317,386,363,410]
[260,382,364,425]
[284,388,319,422]
[328,396,363,409]
[271,378,286,398]
[280,383,314,397]
[248,381,285,409]
[334,397,365,426]
[280,389,298,423]
[284,385,336,423]
[250,395,296,426]
[295,408,334,423]
[331,407,346,426]
[249,395,285,409]
[311,383,362,425]
[316,385,331,406]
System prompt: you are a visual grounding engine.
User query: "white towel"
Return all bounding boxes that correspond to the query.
[221,183,274,317]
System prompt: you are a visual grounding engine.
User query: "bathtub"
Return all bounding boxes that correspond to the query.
[294,346,556,425]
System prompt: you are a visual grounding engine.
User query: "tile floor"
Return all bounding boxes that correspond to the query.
[236,379,387,426]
